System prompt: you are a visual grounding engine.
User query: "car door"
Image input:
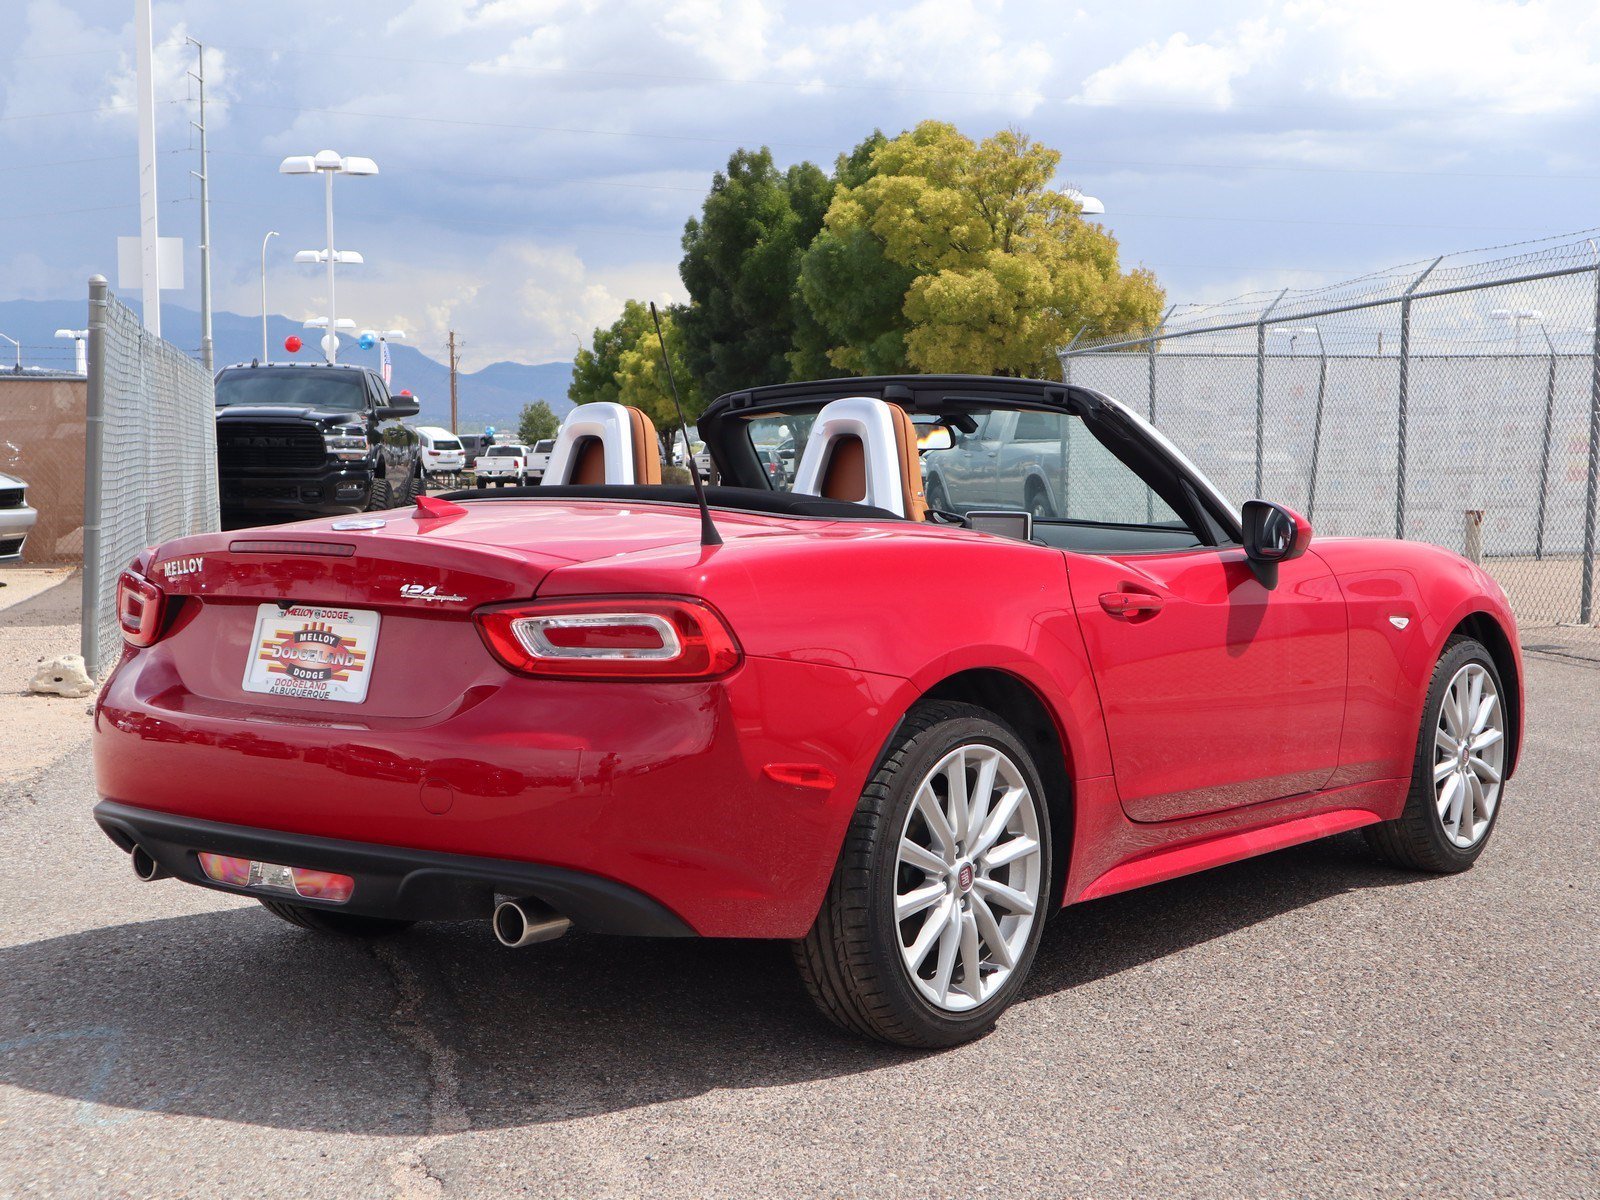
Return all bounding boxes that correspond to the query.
[940,412,1003,510]
[1066,544,1347,823]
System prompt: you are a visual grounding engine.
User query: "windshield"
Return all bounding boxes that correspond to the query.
[215,368,368,412]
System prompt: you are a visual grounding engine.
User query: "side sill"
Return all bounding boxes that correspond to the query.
[1072,807,1384,904]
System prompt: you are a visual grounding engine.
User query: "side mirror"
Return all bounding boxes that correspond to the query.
[1242,499,1311,588]
[384,396,420,419]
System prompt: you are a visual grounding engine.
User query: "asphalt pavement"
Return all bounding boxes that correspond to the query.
[0,652,1595,1199]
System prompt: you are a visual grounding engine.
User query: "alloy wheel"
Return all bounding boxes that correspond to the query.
[1432,662,1505,848]
[893,743,1043,1013]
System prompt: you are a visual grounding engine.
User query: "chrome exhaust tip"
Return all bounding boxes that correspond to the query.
[130,844,171,882]
[492,898,571,948]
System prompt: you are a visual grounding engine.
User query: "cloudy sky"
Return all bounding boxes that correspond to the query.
[4,0,1600,368]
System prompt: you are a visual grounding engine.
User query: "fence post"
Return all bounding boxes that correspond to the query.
[1255,288,1289,498]
[1581,262,1600,624]
[81,275,109,675]
[1057,328,1085,515]
[1535,324,1557,560]
[1308,326,1327,521]
[1396,256,1443,539]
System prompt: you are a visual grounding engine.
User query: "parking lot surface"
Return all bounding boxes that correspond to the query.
[0,653,1594,1199]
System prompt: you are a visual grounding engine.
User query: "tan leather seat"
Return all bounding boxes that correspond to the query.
[543,403,663,486]
[794,397,928,520]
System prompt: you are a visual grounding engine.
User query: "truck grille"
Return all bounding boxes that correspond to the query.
[217,422,326,470]
[0,488,23,509]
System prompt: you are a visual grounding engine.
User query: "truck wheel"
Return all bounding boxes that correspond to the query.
[1025,481,1055,521]
[259,898,413,938]
[794,700,1052,1047]
[365,478,393,511]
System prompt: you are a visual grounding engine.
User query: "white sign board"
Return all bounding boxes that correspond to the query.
[117,236,185,292]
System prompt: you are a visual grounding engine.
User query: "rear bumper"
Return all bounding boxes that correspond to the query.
[94,650,909,938]
[95,799,693,934]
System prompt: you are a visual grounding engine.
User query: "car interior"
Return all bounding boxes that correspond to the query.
[449,378,1243,556]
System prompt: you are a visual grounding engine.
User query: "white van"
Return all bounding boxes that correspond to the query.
[415,427,467,477]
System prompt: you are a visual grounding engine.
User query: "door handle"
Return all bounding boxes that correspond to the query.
[1099,591,1164,616]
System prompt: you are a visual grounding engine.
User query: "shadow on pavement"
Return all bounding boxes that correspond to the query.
[0,832,1422,1134]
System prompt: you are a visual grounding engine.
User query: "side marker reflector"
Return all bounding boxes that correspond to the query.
[199,853,354,903]
[763,763,838,791]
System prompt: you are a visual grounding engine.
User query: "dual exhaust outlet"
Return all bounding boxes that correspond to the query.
[131,843,572,947]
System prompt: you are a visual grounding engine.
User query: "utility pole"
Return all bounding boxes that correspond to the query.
[448,331,460,433]
[187,37,213,372]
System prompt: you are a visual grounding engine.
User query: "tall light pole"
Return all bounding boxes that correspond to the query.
[260,230,279,362]
[1271,326,1327,518]
[55,329,89,375]
[186,36,214,371]
[0,332,19,373]
[279,151,378,363]
[134,0,161,334]
[1490,306,1545,353]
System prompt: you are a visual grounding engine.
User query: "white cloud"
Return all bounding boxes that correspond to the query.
[1076,19,1283,110]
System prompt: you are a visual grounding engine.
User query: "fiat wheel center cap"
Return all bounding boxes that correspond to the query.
[956,862,975,893]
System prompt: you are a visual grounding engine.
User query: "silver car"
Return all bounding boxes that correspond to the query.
[0,471,38,561]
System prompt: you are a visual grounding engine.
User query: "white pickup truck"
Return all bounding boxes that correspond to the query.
[524,439,555,483]
[473,443,530,487]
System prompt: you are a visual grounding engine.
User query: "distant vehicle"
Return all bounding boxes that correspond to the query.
[213,362,422,526]
[415,427,467,478]
[525,439,556,483]
[754,447,789,488]
[0,471,38,561]
[474,443,530,487]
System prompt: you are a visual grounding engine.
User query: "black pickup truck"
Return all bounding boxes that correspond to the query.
[214,362,422,528]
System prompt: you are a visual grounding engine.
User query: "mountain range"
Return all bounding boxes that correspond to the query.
[0,298,574,434]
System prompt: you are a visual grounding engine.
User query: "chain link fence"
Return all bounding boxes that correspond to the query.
[1062,232,1600,642]
[82,276,219,674]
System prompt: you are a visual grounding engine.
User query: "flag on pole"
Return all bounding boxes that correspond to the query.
[380,337,392,388]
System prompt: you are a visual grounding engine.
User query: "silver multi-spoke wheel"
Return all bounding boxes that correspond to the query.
[894,743,1043,1013]
[1432,662,1505,848]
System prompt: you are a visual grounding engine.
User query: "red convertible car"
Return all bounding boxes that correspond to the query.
[94,375,1521,1047]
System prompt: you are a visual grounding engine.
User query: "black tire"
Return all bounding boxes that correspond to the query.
[925,476,952,512]
[258,898,414,938]
[1363,636,1507,873]
[365,477,393,511]
[1025,481,1055,520]
[794,700,1053,1048]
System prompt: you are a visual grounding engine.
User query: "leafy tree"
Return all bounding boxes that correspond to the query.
[568,300,702,458]
[516,399,560,444]
[804,122,1164,378]
[678,148,832,398]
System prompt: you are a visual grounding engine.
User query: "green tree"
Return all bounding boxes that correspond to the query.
[803,122,1164,378]
[678,148,832,398]
[516,399,560,444]
[568,299,702,440]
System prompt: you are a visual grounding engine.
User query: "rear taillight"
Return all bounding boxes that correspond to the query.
[116,569,166,647]
[474,597,742,681]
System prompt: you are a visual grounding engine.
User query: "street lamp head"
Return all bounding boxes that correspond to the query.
[1490,307,1545,322]
[341,156,379,176]
[54,329,87,339]
[360,329,407,341]
[304,317,357,330]
[278,155,317,175]
[281,152,380,177]
[1064,188,1105,216]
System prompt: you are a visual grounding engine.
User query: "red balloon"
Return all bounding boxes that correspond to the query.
[284,335,302,353]
[400,389,412,396]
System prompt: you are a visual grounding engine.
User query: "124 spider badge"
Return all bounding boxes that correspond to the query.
[241,604,381,704]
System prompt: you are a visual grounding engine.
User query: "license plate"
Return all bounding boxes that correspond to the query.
[242,603,381,704]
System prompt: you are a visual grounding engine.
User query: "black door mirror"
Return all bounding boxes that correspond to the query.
[384,396,420,419]
[1241,499,1311,588]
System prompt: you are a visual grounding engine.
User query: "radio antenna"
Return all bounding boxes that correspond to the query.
[649,302,721,547]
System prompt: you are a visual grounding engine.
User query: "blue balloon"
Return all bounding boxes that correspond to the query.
[358,333,376,351]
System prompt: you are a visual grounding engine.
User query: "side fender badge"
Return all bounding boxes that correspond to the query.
[1389,615,1410,630]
